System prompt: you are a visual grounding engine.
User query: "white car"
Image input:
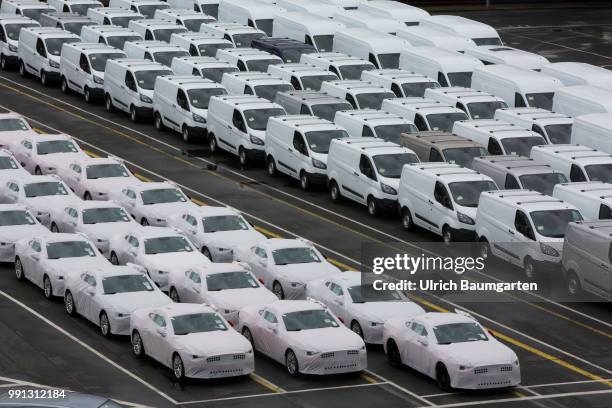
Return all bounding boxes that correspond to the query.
[49,201,141,258]
[12,133,89,175]
[306,272,425,344]
[167,205,266,262]
[238,300,367,376]
[109,181,198,227]
[234,238,341,300]
[167,262,277,326]
[0,204,49,262]
[64,264,172,337]
[61,156,141,201]
[14,233,110,299]
[0,149,30,182]
[383,312,521,391]
[0,175,81,227]
[130,303,255,381]
[108,226,212,291]
[0,112,38,151]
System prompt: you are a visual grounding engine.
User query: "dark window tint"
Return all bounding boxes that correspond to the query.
[292,131,308,155]
[359,154,376,180]
[514,93,527,108]
[232,109,246,132]
[570,164,587,182]
[434,181,453,209]
[599,204,612,220]
[437,72,449,87]
[504,174,520,189]
[414,114,428,131]
[514,210,535,240]
[487,138,503,155]
[429,148,444,162]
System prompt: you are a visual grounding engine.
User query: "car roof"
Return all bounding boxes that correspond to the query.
[72,156,122,166]
[260,238,312,250]
[268,299,324,314]
[20,174,65,185]
[191,262,249,276]
[273,114,344,131]
[157,302,216,317]
[135,226,183,238]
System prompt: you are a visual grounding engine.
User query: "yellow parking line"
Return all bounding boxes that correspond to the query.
[254,225,282,238]
[512,391,526,398]
[190,197,206,206]
[83,149,100,158]
[360,373,379,384]
[133,173,152,182]
[328,258,357,271]
[249,373,285,393]
[33,127,44,134]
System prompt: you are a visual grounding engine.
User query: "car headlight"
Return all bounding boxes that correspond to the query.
[246,348,253,354]
[157,270,168,275]
[290,282,304,287]
[249,134,264,145]
[311,158,326,169]
[380,182,397,195]
[93,75,104,85]
[359,345,366,351]
[514,359,520,366]
[8,44,17,52]
[192,113,206,123]
[457,212,475,225]
[49,60,60,68]
[306,351,319,356]
[458,364,473,370]
[370,321,383,327]
[116,312,130,318]
[140,94,152,103]
[540,242,559,257]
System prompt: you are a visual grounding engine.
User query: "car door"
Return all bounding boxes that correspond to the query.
[28,239,44,287]
[123,235,141,264]
[65,163,83,194]
[181,213,201,247]
[325,281,348,323]
[247,245,269,285]
[431,181,453,234]
[510,210,536,266]
[80,272,98,322]
[32,38,46,75]
[256,309,279,357]
[229,109,247,154]
[121,188,138,218]
[355,154,376,205]
[185,270,203,303]
[20,239,39,280]
[174,88,190,130]
[146,312,168,362]
[4,181,20,203]
[288,131,308,178]
[63,207,79,232]
[14,139,33,170]
[404,321,430,374]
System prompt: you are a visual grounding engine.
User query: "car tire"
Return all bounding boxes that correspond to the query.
[100,311,111,337]
[64,290,76,316]
[201,246,212,261]
[40,70,48,86]
[299,171,310,191]
[386,339,402,367]
[34,166,42,175]
[154,112,165,131]
[350,320,364,339]
[105,94,114,113]
[0,54,7,70]
[238,147,248,167]
[266,156,277,177]
[436,363,452,391]
[130,105,139,123]
[329,180,341,202]
[84,86,92,104]
[285,349,299,376]
[50,222,59,233]
[110,251,119,265]
[479,237,491,260]
[208,133,217,153]
[43,275,53,299]
[18,60,28,78]
[172,353,185,382]
[60,76,70,94]
[242,327,254,347]
[272,281,284,300]
[367,196,377,217]
[84,192,92,200]
[169,287,180,303]
[401,208,414,231]
[524,257,536,280]
[442,225,453,244]
[132,330,145,358]
[15,257,24,281]
[182,125,193,143]
[566,271,581,297]
[141,218,149,226]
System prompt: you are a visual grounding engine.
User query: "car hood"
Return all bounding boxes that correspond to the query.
[86,177,137,192]
[286,327,364,352]
[273,262,339,284]
[174,330,251,355]
[25,196,80,212]
[103,290,170,314]
[0,224,50,243]
[206,287,277,310]
[143,202,194,217]
[45,256,108,275]
[80,222,137,240]
[208,230,265,248]
[438,340,517,366]
[350,301,425,322]
[144,252,208,270]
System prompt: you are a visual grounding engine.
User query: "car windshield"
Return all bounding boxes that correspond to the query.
[0,210,36,226]
[0,118,29,131]
[111,16,143,28]
[138,4,169,18]
[140,188,187,205]
[22,8,54,21]
[447,72,473,87]
[70,4,98,15]
[0,156,19,170]
[5,23,38,40]
[187,88,227,109]
[377,53,400,69]
[206,271,259,291]
[144,236,193,254]
[281,47,314,63]
[255,18,273,36]
[401,81,440,97]
[82,207,131,224]
[473,37,502,46]
[313,35,333,52]
[347,284,404,303]
[183,18,211,32]
[500,136,546,156]
[243,108,285,130]
[526,92,554,110]
[153,27,187,43]
[86,163,130,179]
[202,66,238,82]
[519,173,567,195]
[339,64,374,80]
[198,42,232,57]
[64,22,94,35]
[135,69,173,90]
[449,180,497,207]
[45,37,80,56]
[89,53,125,72]
[283,309,339,331]
[172,312,228,334]
[585,163,612,183]
[233,32,265,47]
[47,241,96,259]
[202,215,249,232]
[443,146,489,167]
[433,322,488,344]
[301,74,338,91]
[254,84,294,101]
[373,153,419,178]
[544,124,571,144]
[304,129,349,154]
[102,274,154,294]
[467,101,507,120]
[530,209,583,238]
[426,112,468,132]
[356,92,395,109]
[24,182,68,197]
[311,102,352,121]
[153,51,188,67]
[37,140,79,155]
[272,247,320,265]
[246,59,282,73]
[374,124,418,144]
[107,35,142,49]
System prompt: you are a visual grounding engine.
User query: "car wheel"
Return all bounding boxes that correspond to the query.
[0,55,7,70]
[169,287,180,303]
[242,327,254,347]
[401,208,414,231]
[566,271,581,297]
[64,290,76,316]
[387,339,402,367]
[238,147,248,167]
[329,180,341,202]
[172,353,185,381]
[110,251,119,265]
[105,94,114,112]
[40,70,48,86]
[367,196,377,217]
[266,156,277,176]
[272,281,284,300]
[182,125,193,143]
[479,237,490,260]
[299,171,310,191]
[132,330,145,358]
[141,218,149,226]
[84,87,92,104]
[208,133,217,153]
[154,112,164,130]
[15,257,24,281]
[84,192,92,200]
[43,275,53,299]
[524,257,536,280]
[436,363,452,391]
[34,166,42,175]
[442,225,453,244]
[285,349,299,376]
[50,222,59,233]
[201,246,212,261]
[60,76,69,94]
[350,321,364,339]
[130,105,139,123]
[100,311,111,337]
[18,60,28,78]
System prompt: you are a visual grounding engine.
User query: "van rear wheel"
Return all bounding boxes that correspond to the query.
[208,134,217,153]
[60,77,70,94]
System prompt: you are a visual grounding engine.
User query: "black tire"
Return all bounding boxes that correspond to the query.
[18,60,28,78]
[84,87,92,104]
[105,94,114,112]
[50,222,59,233]
[132,330,145,358]
[299,171,310,191]
[154,112,165,131]
[130,105,139,123]
[84,192,92,200]
[350,320,364,339]
[272,281,284,300]
[15,257,24,281]
[367,196,378,217]
[34,166,42,175]
[110,251,119,265]
[242,327,254,347]
[401,208,414,231]
[329,180,341,202]
[479,237,491,260]
[60,76,70,94]
[208,133,217,153]
[100,311,111,337]
[566,271,581,297]
[43,275,53,299]
[524,257,536,280]
[169,287,180,303]
[201,247,212,261]
[141,218,149,226]
[40,70,48,86]
[285,349,299,376]
[172,353,185,382]
[0,54,7,70]
[238,147,248,167]
[64,290,77,316]
[436,363,452,391]
[266,156,277,176]
[182,125,193,143]
[387,339,402,367]
[442,225,453,244]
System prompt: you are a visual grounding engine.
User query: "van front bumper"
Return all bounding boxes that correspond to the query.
[245,147,265,162]
[89,87,105,99]
[187,125,207,138]
[135,105,154,118]
[532,258,561,274]
[3,55,18,67]
[375,197,399,212]
[307,172,327,185]
[450,227,477,242]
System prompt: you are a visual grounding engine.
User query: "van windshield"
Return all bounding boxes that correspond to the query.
[45,38,80,56]
[374,124,418,144]
[443,146,488,167]
[401,81,439,97]
[585,163,612,183]
[187,88,227,109]
[281,47,315,63]
[356,92,395,109]
[311,102,352,121]
[339,64,374,80]
[467,101,508,120]
[449,180,498,207]
[301,74,338,91]
[134,69,173,90]
[519,173,567,195]
[426,112,468,132]
[111,16,143,28]
[5,23,39,40]
[372,153,419,178]
[447,72,472,87]
[530,209,582,238]
[64,22,95,35]
[246,59,281,72]
[544,124,571,144]
[138,4,169,18]
[525,92,554,110]
[377,53,400,69]
[233,32,266,47]
[198,42,232,57]
[70,4,98,15]
[202,66,238,82]
[304,129,349,154]
[313,35,333,52]
[89,53,126,72]
[500,136,546,157]
[243,108,286,130]
[184,18,212,32]
[255,19,273,36]
[107,35,142,49]
[153,28,188,43]
[22,8,54,22]
[153,51,189,67]
[254,84,294,102]
[473,37,503,46]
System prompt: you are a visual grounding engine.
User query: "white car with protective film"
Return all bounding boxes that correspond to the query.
[64,264,171,336]
[0,150,30,182]
[234,238,341,300]
[12,133,89,175]
[0,204,49,263]
[383,311,521,391]
[108,226,212,290]
[130,303,255,381]
[14,233,110,299]
[306,272,425,344]
[167,205,266,262]
[167,262,277,326]
[0,112,38,151]
[238,300,366,376]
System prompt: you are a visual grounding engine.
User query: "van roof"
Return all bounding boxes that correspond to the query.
[130,18,184,28]
[276,90,344,103]
[42,12,93,22]
[217,47,280,60]
[335,109,410,126]
[173,55,235,68]
[408,132,482,146]
[474,155,558,176]
[321,80,389,93]
[397,26,476,51]
[84,24,139,34]
[268,63,332,76]
[422,15,499,39]
[383,97,463,114]
[333,137,414,156]
[474,64,562,91]
[63,42,122,53]
[110,58,168,70]
[555,85,612,108]
[333,10,404,34]
[541,62,612,88]
[214,94,281,108]
[573,112,612,130]
[455,119,543,140]
[334,27,410,51]
[220,0,284,18]
[274,11,345,33]
[532,144,612,164]
[202,21,264,34]
[425,86,504,103]
[465,45,549,70]
[223,71,287,85]
[171,32,226,41]
[157,75,221,89]
[156,9,209,18]
[273,114,345,131]
[495,107,573,126]
[359,0,429,20]
[7,1,54,9]
[0,15,38,23]
[401,46,483,71]
[301,52,372,66]
[569,219,612,239]
[556,181,612,197]
[361,69,437,83]
[89,7,141,15]
[405,162,489,182]
[126,40,184,51]
[277,0,342,18]
[482,189,575,211]
[22,27,80,38]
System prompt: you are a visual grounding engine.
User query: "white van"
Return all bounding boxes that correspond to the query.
[397,26,476,53]
[103,58,173,121]
[206,94,286,165]
[399,162,497,242]
[273,90,351,121]
[220,71,293,101]
[170,55,238,82]
[380,98,468,132]
[170,32,233,57]
[191,0,219,18]
[154,9,215,32]
[319,0,358,10]
[300,52,375,80]
[265,115,349,189]
[216,47,283,72]
[217,0,285,37]
[476,189,583,278]
[80,25,143,49]
[399,46,484,88]
[541,62,612,91]
[494,107,573,144]
[553,182,612,220]
[123,40,189,66]
[333,109,417,144]
[153,75,227,142]
[199,22,266,48]
[398,132,488,168]
[332,28,410,69]
[360,69,440,98]
[0,1,56,23]
[465,45,549,71]
[453,119,547,157]
[128,19,187,43]
[48,0,102,16]
[327,137,420,215]
[272,12,344,52]
[87,7,144,27]
[552,85,612,117]
[0,16,40,70]
[276,0,342,19]
[60,42,126,102]
[420,15,502,46]
[333,10,404,36]
[267,63,338,91]
[572,113,612,155]
[471,65,563,110]
[18,27,80,85]
[424,87,507,120]
[40,12,95,35]
[320,80,395,110]
[108,0,169,19]
[530,144,612,184]
[357,0,429,27]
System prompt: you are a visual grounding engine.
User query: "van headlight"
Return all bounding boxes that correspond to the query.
[380,182,397,195]
[540,242,559,257]
[49,60,60,68]
[192,113,206,123]
[457,212,475,225]
[139,94,152,103]
[93,75,104,84]
[249,134,264,145]
[311,158,326,169]
[8,44,17,52]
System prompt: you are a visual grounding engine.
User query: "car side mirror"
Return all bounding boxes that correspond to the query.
[128,248,138,256]
[156,327,166,337]
[86,288,95,296]
[417,336,429,346]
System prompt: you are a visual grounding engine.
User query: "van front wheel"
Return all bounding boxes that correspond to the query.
[0,55,7,70]
[105,94,114,112]
[401,208,414,231]
[442,226,454,244]
[524,257,536,280]
[84,87,93,103]
[182,125,193,143]
[18,60,28,77]
[367,196,378,217]
[154,112,165,130]
[266,156,277,176]
[208,134,217,153]
[566,271,581,297]
[299,171,310,191]
[60,76,70,94]
[330,180,341,202]
[40,70,48,86]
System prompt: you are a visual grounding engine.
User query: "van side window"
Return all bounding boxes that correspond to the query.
[192,68,201,77]
[232,110,246,132]
[189,44,198,56]
[514,210,535,240]
[487,138,503,155]
[143,52,152,61]
[293,131,308,156]
[390,83,402,97]
[456,102,467,113]
[361,126,374,137]
[176,89,189,111]
[0,27,6,43]
[103,17,111,25]
[300,104,310,115]
[514,93,527,108]
[98,36,106,44]
[304,35,314,46]
[328,66,340,77]
[247,19,255,28]
[290,76,302,90]
[368,53,380,69]
[145,30,154,40]
[223,34,232,43]
[434,181,453,210]
[599,204,612,220]
[505,174,520,189]
[237,60,247,71]
[570,164,587,182]
[345,94,357,109]
[79,54,90,74]
[532,124,544,136]
[130,6,138,12]
[437,72,449,87]
[429,148,444,162]
[359,154,376,180]
[243,85,254,95]
[414,114,428,131]
[125,71,137,91]
[36,38,46,57]
[63,4,70,12]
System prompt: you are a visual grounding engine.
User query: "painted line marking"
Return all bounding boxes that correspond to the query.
[248,373,285,393]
